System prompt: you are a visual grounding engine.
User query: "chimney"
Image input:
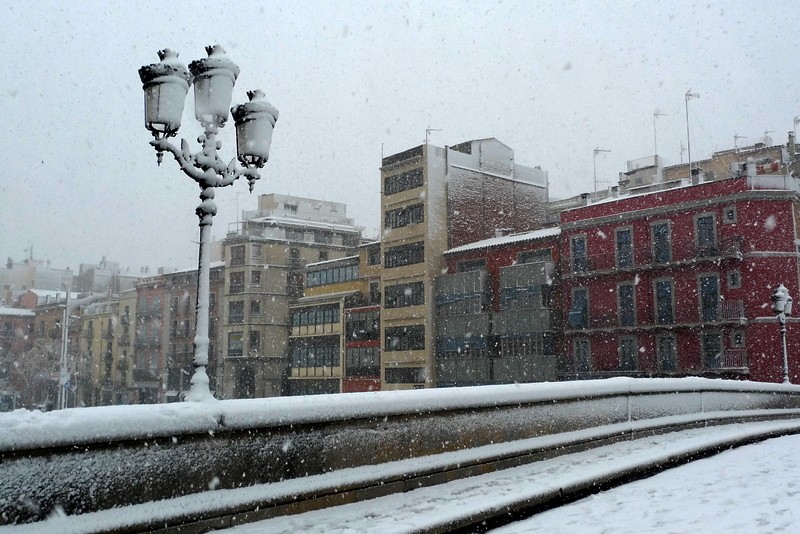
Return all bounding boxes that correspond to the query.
[494,228,513,238]
[691,167,701,185]
[789,130,796,161]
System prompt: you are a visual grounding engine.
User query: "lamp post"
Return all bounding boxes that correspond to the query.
[139,45,278,402]
[771,284,793,384]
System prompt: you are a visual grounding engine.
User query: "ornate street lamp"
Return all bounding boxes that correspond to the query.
[139,45,278,401]
[771,284,793,384]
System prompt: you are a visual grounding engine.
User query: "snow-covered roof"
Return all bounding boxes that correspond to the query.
[449,164,547,188]
[246,215,361,234]
[163,260,225,276]
[29,289,79,299]
[295,289,359,305]
[445,227,561,255]
[0,307,34,317]
[306,255,359,269]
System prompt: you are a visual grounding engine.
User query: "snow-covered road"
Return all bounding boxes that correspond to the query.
[221,419,800,533]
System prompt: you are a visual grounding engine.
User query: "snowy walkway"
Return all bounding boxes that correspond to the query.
[221,419,800,533]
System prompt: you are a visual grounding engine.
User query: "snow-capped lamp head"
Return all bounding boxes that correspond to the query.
[232,89,279,174]
[772,284,792,316]
[189,44,240,128]
[138,49,192,138]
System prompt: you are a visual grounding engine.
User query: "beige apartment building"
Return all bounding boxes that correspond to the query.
[379,139,549,390]
[220,194,364,399]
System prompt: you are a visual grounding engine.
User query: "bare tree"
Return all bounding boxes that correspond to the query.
[11,339,59,409]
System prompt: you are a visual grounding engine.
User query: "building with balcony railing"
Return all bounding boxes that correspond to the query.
[287,244,382,396]
[560,169,800,383]
[220,193,365,399]
[436,227,561,386]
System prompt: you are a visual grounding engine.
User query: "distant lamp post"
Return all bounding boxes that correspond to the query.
[771,284,793,384]
[139,45,279,402]
[593,147,610,192]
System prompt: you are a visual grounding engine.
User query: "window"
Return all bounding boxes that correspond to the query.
[385,325,425,351]
[346,310,380,341]
[384,203,424,229]
[306,264,359,287]
[284,203,298,214]
[230,245,245,266]
[695,214,717,255]
[384,366,426,383]
[619,336,638,371]
[723,206,737,224]
[574,338,591,373]
[384,242,424,268]
[457,259,486,272]
[369,282,381,304]
[250,269,261,286]
[209,292,216,312]
[728,270,742,289]
[286,229,304,241]
[249,330,261,355]
[568,288,588,328]
[616,227,633,268]
[618,283,635,326]
[367,246,381,265]
[314,231,332,244]
[384,168,423,195]
[656,334,677,371]
[229,301,244,324]
[699,274,719,322]
[291,305,341,327]
[651,222,671,264]
[290,338,340,368]
[227,332,243,358]
[250,300,261,318]
[517,248,552,264]
[655,279,674,324]
[345,346,380,377]
[701,332,722,368]
[251,244,262,260]
[384,282,425,308]
[571,235,588,273]
[229,271,244,294]
[731,330,745,348]
[318,250,329,261]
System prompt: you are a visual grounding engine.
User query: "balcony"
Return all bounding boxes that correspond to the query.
[705,349,748,371]
[134,336,160,348]
[564,235,744,276]
[436,313,490,338]
[132,368,158,383]
[720,300,745,321]
[494,309,552,336]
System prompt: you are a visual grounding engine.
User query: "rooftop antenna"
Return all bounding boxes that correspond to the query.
[653,111,667,156]
[734,134,746,152]
[425,125,441,145]
[685,89,700,180]
[593,147,611,192]
[680,140,686,163]
[794,116,799,140]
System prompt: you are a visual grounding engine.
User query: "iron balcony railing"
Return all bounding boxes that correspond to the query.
[565,235,744,274]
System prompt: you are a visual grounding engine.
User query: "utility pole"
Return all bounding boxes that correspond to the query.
[593,147,611,192]
[734,134,746,153]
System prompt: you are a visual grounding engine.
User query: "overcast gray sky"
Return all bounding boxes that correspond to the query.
[2,0,798,273]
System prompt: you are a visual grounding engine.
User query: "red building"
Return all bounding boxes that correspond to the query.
[436,227,562,385]
[560,173,800,383]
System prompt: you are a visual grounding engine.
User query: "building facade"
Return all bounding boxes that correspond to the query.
[560,171,800,383]
[220,194,363,399]
[437,228,561,386]
[379,139,549,390]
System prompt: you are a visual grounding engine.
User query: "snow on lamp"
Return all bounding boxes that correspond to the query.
[138,49,192,137]
[232,89,280,178]
[189,45,240,127]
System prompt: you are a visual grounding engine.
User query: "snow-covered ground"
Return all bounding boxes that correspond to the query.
[218,420,800,534]
[496,433,800,533]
